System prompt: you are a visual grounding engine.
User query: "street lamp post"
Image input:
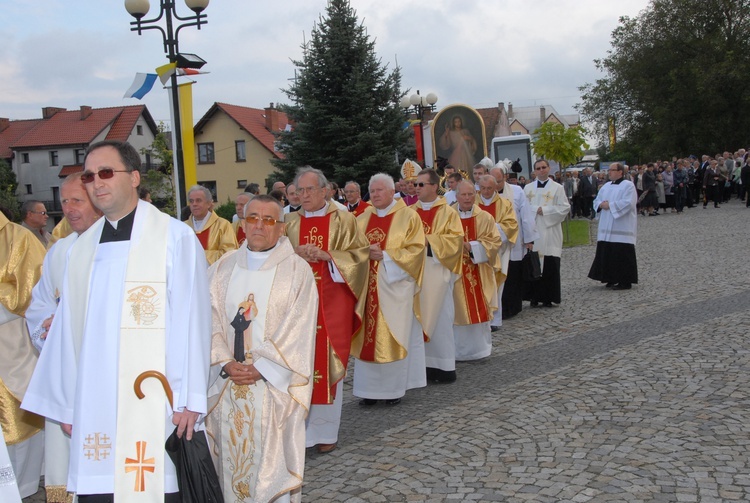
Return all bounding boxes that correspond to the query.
[124,0,209,215]
[400,90,438,167]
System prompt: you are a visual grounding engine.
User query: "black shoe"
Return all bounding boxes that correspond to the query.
[605,282,615,288]
[542,302,554,307]
[359,398,377,406]
[384,398,401,406]
[490,325,501,331]
[427,367,457,383]
[613,283,631,290]
[530,301,539,308]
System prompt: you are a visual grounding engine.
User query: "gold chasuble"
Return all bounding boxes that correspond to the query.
[476,193,519,283]
[352,199,425,363]
[0,213,45,445]
[413,198,463,340]
[454,206,502,326]
[184,211,238,265]
[285,205,368,404]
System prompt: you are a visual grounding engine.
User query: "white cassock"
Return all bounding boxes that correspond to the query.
[25,231,83,502]
[23,201,211,496]
[352,201,426,399]
[0,423,22,503]
[523,179,569,258]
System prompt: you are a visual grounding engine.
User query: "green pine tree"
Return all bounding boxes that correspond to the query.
[273,0,409,187]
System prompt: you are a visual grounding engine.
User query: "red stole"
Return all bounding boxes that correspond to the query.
[349,200,371,217]
[478,200,497,220]
[298,213,358,404]
[359,212,394,361]
[195,226,210,250]
[236,225,245,243]
[460,217,489,323]
[415,205,439,235]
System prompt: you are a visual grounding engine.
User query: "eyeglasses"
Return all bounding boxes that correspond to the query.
[81,168,130,184]
[297,186,323,195]
[29,210,47,215]
[245,215,282,227]
[415,182,435,187]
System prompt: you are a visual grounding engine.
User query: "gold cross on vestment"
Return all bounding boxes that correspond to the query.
[526,191,535,203]
[542,192,555,203]
[83,433,112,461]
[124,441,155,492]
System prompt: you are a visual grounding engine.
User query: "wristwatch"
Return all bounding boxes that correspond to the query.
[220,366,230,379]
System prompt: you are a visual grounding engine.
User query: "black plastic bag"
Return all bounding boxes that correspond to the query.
[165,427,224,503]
[522,250,542,281]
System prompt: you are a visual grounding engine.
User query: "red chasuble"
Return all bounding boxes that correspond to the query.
[415,205,439,236]
[349,200,371,217]
[196,227,210,250]
[298,213,359,404]
[236,225,245,243]
[459,217,490,324]
[359,212,395,361]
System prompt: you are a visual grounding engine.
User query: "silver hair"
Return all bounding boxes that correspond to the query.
[490,166,506,177]
[188,185,213,201]
[344,180,361,193]
[455,179,475,192]
[243,194,284,221]
[479,174,497,186]
[368,173,395,191]
[293,166,327,189]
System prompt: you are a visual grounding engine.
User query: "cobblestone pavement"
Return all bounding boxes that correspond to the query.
[24,199,750,502]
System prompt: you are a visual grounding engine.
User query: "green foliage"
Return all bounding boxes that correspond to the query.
[532,123,589,168]
[562,220,591,248]
[579,0,750,157]
[140,122,177,216]
[273,0,410,186]
[0,159,20,220]
[214,198,236,222]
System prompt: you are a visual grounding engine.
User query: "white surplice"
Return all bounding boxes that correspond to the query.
[593,179,638,244]
[523,179,570,258]
[22,201,211,496]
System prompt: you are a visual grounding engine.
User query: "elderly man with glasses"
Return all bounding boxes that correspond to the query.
[21,200,52,249]
[206,194,317,503]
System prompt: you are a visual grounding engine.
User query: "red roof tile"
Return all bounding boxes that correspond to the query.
[59,165,83,177]
[10,105,156,150]
[195,102,289,159]
[0,119,41,159]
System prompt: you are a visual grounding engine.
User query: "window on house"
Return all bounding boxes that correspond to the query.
[197,181,217,200]
[237,180,247,189]
[21,153,29,163]
[75,149,85,164]
[198,143,215,164]
[235,140,246,162]
[136,125,144,135]
[50,151,59,166]
[26,184,32,194]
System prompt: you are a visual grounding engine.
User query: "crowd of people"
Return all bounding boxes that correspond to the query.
[15,139,750,501]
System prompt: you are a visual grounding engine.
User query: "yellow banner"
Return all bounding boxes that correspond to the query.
[178,82,197,190]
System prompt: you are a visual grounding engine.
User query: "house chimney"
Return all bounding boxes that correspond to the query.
[42,107,66,119]
[0,118,9,132]
[498,102,505,112]
[508,103,513,117]
[264,102,279,132]
[540,106,546,124]
[80,105,93,120]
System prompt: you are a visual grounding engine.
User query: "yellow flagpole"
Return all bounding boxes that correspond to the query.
[178,82,197,190]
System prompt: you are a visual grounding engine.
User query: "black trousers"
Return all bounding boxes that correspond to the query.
[703,185,719,207]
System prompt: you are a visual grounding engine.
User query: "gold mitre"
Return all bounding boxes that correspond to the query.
[401,159,422,181]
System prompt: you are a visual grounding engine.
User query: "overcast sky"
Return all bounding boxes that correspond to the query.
[2,0,650,133]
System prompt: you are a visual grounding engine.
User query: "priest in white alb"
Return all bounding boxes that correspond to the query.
[23,140,211,503]
[588,162,638,290]
[523,159,570,307]
[206,195,317,503]
[453,181,502,360]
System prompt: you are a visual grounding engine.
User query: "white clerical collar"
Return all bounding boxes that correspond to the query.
[245,241,281,271]
[459,209,473,218]
[304,202,329,217]
[480,195,494,205]
[420,199,437,210]
[192,212,210,231]
[375,199,397,217]
[105,204,138,230]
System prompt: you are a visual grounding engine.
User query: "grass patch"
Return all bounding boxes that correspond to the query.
[562,219,591,247]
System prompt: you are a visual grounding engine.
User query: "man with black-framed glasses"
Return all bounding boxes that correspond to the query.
[23,140,211,503]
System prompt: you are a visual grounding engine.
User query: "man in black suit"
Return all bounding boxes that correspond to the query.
[578,168,597,219]
[741,160,750,207]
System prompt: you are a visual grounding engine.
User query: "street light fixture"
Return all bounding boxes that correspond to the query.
[400,90,438,167]
[124,0,209,215]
